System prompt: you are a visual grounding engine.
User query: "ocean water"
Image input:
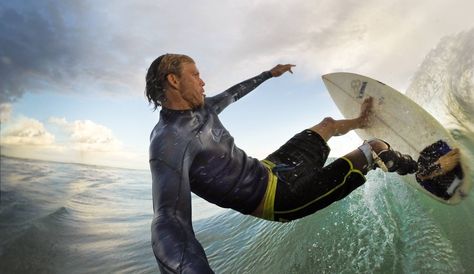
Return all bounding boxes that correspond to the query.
[0,158,156,273]
[1,30,474,273]
[1,135,473,274]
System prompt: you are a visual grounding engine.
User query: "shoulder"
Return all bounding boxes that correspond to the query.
[204,96,218,109]
[204,95,228,114]
[150,124,192,159]
[149,119,205,166]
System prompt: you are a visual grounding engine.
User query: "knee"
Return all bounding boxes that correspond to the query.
[367,139,389,154]
[310,117,337,141]
[320,117,336,129]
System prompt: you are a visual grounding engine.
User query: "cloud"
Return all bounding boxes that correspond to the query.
[1,1,82,102]
[49,117,122,152]
[0,115,122,152]
[0,116,55,146]
[222,0,474,89]
[1,0,473,103]
[0,103,12,123]
[0,113,145,169]
[0,0,149,103]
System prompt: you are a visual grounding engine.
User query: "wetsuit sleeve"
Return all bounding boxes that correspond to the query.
[150,151,214,273]
[207,71,273,114]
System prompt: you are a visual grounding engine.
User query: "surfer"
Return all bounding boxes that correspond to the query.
[146,54,420,273]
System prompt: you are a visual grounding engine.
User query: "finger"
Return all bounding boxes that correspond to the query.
[286,64,295,73]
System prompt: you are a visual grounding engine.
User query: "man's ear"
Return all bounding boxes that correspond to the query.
[166,74,179,90]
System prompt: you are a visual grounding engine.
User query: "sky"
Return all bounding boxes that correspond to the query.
[0,0,473,170]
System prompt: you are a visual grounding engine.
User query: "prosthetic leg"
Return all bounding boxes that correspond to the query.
[358,140,418,175]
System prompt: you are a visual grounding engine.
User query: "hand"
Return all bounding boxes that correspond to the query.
[270,64,295,77]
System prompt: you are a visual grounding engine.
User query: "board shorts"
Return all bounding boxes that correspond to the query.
[260,130,366,222]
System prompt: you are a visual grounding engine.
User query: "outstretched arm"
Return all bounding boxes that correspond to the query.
[150,144,213,273]
[207,64,295,114]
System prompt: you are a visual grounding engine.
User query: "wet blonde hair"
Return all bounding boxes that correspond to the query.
[145,54,194,110]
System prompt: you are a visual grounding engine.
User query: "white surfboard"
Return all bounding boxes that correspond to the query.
[322,72,470,204]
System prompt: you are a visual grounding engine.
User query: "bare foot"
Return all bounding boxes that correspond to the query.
[417,148,461,180]
[357,97,374,128]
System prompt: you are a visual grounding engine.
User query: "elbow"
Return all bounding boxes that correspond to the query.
[150,217,214,273]
[151,218,182,273]
[151,242,178,274]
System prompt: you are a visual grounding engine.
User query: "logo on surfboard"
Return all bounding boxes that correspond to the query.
[351,79,368,98]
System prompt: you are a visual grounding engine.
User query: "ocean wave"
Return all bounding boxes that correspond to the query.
[0,206,73,273]
[406,28,474,134]
[191,171,466,273]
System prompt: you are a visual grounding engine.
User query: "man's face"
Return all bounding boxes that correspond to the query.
[176,62,206,109]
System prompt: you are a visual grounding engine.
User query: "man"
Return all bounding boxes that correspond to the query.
[146,53,420,273]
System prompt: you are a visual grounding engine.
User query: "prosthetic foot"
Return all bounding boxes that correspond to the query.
[416,140,462,180]
[415,140,464,200]
[358,140,418,175]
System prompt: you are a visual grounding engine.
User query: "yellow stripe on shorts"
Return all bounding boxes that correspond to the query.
[261,159,278,221]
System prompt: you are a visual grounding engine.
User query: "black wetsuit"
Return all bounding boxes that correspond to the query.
[149,71,272,273]
[149,69,423,272]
